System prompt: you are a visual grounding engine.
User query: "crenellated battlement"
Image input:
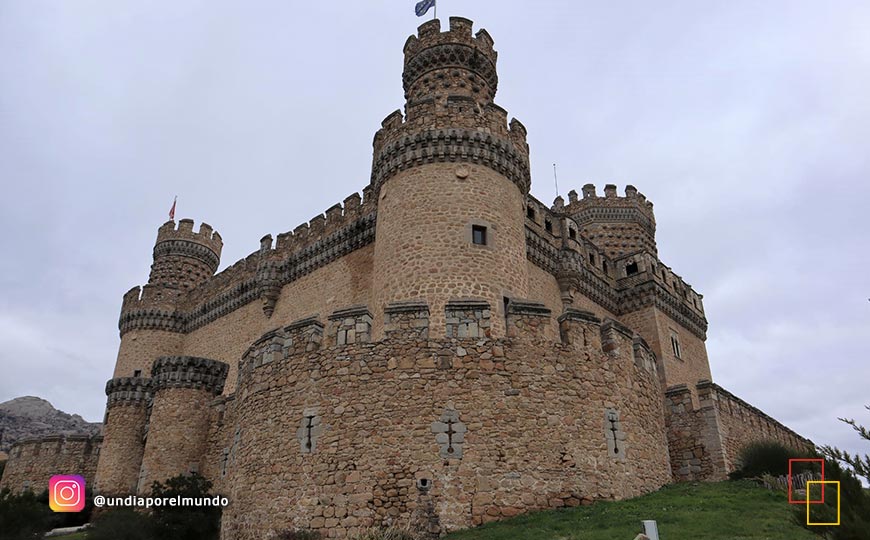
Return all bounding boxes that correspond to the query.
[155,219,223,260]
[557,184,657,258]
[402,18,498,103]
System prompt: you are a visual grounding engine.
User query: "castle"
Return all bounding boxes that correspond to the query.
[1,18,812,538]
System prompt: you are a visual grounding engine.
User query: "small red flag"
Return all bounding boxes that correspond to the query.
[169,197,177,220]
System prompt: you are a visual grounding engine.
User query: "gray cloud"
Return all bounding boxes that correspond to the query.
[1,1,868,465]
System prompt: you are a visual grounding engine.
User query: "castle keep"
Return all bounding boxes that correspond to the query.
[1,18,812,538]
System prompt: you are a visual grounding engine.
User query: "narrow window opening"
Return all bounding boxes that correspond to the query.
[626,262,639,276]
[603,261,608,273]
[472,225,487,245]
[670,334,682,359]
[304,415,315,451]
[544,220,553,233]
[589,253,596,266]
[569,228,577,240]
[526,207,535,220]
[503,296,510,328]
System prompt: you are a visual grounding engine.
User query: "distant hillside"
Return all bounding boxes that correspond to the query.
[0,396,101,453]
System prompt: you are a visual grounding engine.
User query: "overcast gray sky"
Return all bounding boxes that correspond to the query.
[1,1,867,462]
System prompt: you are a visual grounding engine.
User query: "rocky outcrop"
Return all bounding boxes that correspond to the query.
[0,396,101,453]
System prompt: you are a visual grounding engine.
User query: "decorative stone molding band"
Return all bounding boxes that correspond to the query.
[118,308,186,335]
[105,377,153,406]
[403,43,499,95]
[153,239,221,270]
[571,206,656,238]
[151,356,229,394]
[371,128,530,195]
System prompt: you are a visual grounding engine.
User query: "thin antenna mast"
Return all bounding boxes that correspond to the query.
[553,163,560,198]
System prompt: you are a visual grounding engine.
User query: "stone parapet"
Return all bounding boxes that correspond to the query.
[327,305,373,346]
[445,299,492,339]
[505,300,552,340]
[105,377,153,406]
[384,301,430,340]
[151,356,229,395]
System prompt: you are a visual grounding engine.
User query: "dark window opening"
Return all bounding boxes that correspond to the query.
[544,220,553,233]
[589,253,595,265]
[603,261,608,273]
[569,228,577,240]
[526,207,535,220]
[671,335,682,359]
[626,262,639,275]
[133,369,142,378]
[472,225,487,245]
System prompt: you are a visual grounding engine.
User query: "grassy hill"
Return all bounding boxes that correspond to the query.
[444,481,819,540]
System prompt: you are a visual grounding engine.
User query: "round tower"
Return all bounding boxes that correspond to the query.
[139,356,228,491]
[112,219,222,379]
[148,218,223,291]
[93,377,152,495]
[566,184,657,258]
[371,18,531,338]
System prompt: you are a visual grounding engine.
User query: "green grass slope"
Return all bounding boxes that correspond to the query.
[444,481,818,540]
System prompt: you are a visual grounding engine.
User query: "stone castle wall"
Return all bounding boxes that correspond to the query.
[665,381,814,482]
[0,435,102,494]
[215,304,670,539]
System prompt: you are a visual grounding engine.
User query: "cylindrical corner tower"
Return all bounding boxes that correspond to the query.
[139,356,228,491]
[93,377,152,495]
[371,17,531,338]
[149,218,223,291]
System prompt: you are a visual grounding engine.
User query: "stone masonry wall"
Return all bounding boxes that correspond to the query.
[371,163,529,340]
[666,381,814,482]
[182,244,375,394]
[0,436,102,494]
[217,305,670,539]
[618,307,710,402]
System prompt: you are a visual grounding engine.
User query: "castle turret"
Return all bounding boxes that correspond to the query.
[93,377,152,495]
[139,356,228,491]
[148,219,223,291]
[371,18,531,338]
[564,184,657,258]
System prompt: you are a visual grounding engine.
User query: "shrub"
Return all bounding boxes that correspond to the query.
[729,441,807,479]
[150,472,222,540]
[88,508,158,540]
[0,487,54,540]
[791,458,870,539]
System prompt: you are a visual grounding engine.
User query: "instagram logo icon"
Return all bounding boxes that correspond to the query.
[49,475,85,512]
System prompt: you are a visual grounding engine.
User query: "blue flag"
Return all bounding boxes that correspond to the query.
[415,0,435,17]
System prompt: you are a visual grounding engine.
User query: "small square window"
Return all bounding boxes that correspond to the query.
[472,225,487,246]
[133,369,142,378]
[626,262,639,275]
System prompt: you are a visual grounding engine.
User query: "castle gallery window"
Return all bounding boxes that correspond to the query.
[670,331,682,359]
[626,262,639,275]
[472,225,487,245]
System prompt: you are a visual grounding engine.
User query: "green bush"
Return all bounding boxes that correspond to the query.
[88,508,158,540]
[0,487,54,540]
[791,458,870,539]
[729,441,808,479]
[150,472,222,540]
